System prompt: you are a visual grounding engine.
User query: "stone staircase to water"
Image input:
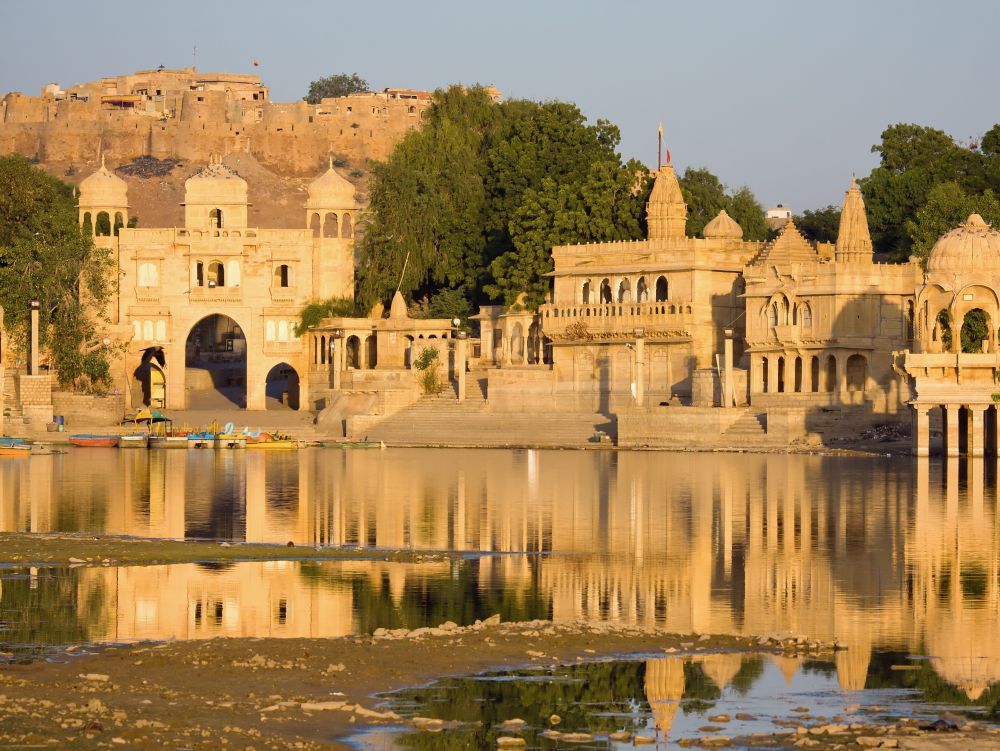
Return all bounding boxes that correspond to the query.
[358,386,615,448]
[722,410,768,441]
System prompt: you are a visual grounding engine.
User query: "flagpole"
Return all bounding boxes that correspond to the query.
[657,122,662,169]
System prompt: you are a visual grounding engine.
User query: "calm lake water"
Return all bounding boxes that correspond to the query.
[1,448,999,715]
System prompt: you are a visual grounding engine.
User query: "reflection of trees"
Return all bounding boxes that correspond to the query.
[0,568,109,649]
[866,651,1000,716]
[392,662,647,750]
[298,558,551,633]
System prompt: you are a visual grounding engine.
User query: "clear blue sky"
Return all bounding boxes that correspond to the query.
[2,0,997,210]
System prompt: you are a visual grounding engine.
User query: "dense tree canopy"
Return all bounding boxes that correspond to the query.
[795,205,841,243]
[905,181,1000,264]
[861,123,1000,260]
[0,156,114,390]
[357,86,652,311]
[304,73,369,103]
[678,168,769,241]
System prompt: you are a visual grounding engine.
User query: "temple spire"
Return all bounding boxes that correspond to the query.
[835,176,873,262]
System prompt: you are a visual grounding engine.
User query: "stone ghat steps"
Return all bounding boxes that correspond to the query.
[723,411,768,437]
[360,395,615,447]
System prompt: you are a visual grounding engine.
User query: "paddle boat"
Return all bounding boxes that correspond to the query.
[245,431,298,449]
[69,434,120,448]
[119,433,149,448]
[135,411,189,448]
[186,431,215,449]
[215,423,246,449]
[0,438,31,457]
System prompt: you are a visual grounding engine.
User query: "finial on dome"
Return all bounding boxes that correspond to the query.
[966,213,987,227]
[851,175,857,190]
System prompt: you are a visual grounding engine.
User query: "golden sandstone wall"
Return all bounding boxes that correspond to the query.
[0,68,431,175]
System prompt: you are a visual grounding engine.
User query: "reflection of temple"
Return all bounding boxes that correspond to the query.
[2,449,999,698]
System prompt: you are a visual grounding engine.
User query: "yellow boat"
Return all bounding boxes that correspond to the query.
[245,439,298,450]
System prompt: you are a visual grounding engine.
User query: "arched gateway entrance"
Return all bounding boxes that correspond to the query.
[132,347,166,408]
[185,315,247,408]
[265,363,300,410]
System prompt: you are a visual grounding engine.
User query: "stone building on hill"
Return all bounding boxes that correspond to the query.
[0,67,433,172]
[77,156,357,411]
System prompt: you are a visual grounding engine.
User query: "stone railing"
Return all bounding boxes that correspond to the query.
[540,301,693,340]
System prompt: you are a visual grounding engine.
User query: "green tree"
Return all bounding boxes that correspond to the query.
[727,186,769,241]
[357,86,648,312]
[679,167,728,237]
[486,160,648,307]
[0,156,114,391]
[294,296,363,336]
[795,205,841,243]
[678,168,768,241]
[905,181,1000,264]
[961,309,990,353]
[862,123,992,260]
[304,73,369,103]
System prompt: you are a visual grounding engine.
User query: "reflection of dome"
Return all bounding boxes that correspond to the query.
[703,210,743,240]
[79,156,128,206]
[926,214,1000,274]
[184,156,247,205]
[307,159,356,207]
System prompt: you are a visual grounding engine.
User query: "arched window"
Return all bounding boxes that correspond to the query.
[320,336,327,364]
[600,278,612,304]
[82,212,93,235]
[581,280,591,305]
[227,260,241,287]
[274,264,291,288]
[768,303,779,327]
[155,320,166,341]
[138,262,159,287]
[905,300,915,341]
[346,336,360,368]
[961,308,990,353]
[934,310,952,350]
[310,213,321,238]
[655,276,668,302]
[195,261,204,287]
[341,213,353,239]
[95,211,111,237]
[266,320,276,342]
[207,261,225,287]
[323,212,338,238]
[800,303,812,329]
[825,355,837,392]
[209,208,223,229]
[278,320,289,342]
[114,212,125,236]
[617,278,631,303]
[636,277,648,303]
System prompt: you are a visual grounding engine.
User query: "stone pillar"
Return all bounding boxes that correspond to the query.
[723,329,735,407]
[913,404,930,457]
[332,338,342,390]
[750,355,763,395]
[29,301,39,375]
[634,337,645,407]
[945,404,961,457]
[456,336,467,402]
[968,405,987,457]
[767,356,779,395]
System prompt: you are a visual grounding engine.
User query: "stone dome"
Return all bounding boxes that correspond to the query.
[926,214,1000,274]
[79,156,128,207]
[307,159,356,208]
[184,156,247,205]
[703,209,743,240]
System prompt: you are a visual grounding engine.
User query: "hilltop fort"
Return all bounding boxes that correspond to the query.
[0,67,440,226]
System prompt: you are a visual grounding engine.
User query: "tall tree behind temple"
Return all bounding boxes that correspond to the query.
[795,205,841,243]
[357,86,650,311]
[678,168,769,241]
[862,123,1000,260]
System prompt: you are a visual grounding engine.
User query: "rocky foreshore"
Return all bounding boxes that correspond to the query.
[2,615,997,749]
